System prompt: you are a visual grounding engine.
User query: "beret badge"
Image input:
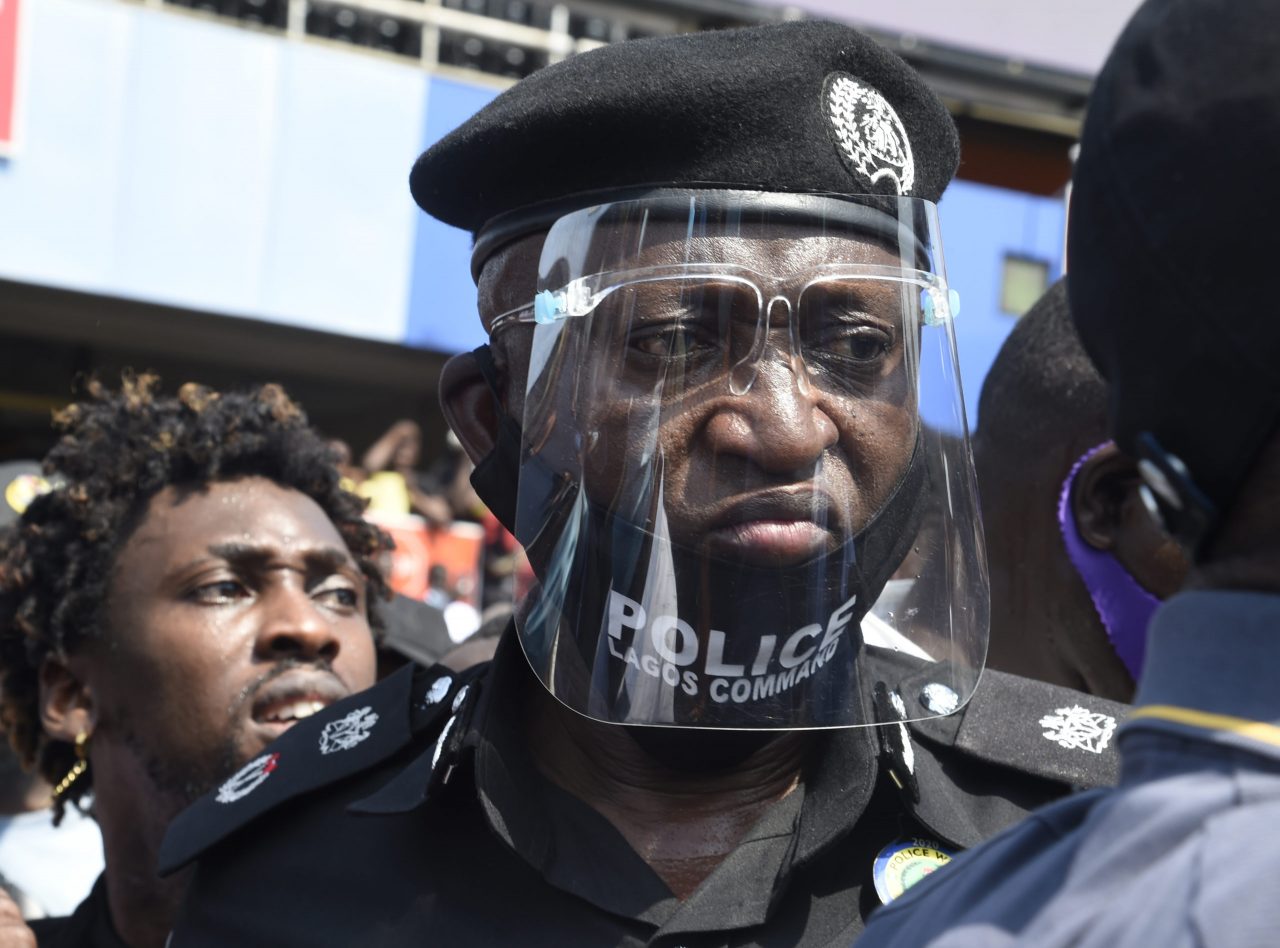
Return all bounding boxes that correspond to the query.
[824,73,915,196]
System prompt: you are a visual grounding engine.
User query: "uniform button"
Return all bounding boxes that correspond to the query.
[920,682,959,715]
[451,684,471,712]
[422,675,453,707]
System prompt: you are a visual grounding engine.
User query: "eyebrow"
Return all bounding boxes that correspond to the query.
[204,542,357,575]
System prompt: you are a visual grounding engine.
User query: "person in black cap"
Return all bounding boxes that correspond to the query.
[975,280,1187,702]
[857,0,1280,944]
[161,20,1127,946]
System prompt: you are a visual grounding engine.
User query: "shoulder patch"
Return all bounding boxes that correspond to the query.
[158,663,456,876]
[1039,704,1117,754]
[214,752,281,804]
[319,706,380,755]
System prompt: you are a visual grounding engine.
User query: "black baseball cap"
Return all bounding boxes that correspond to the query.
[1068,0,1280,554]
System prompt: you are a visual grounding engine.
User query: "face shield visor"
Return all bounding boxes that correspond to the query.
[494,190,987,730]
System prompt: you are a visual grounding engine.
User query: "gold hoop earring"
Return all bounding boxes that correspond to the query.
[51,732,89,802]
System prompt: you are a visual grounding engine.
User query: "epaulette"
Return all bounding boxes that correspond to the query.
[908,668,1128,788]
[868,668,1128,849]
[158,661,481,875]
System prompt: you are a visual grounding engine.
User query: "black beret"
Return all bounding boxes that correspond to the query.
[411,19,959,267]
[1067,0,1280,534]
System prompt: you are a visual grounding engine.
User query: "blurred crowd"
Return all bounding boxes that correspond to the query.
[332,418,524,634]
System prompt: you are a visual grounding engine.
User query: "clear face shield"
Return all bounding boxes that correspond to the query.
[494,190,987,730]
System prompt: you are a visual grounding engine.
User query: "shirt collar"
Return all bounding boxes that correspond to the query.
[472,627,878,929]
[1125,590,1280,755]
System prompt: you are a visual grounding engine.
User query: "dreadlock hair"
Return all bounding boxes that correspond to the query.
[0,374,390,822]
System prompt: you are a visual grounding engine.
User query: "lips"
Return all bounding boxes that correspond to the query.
[704,489,840,565]
[708,489,836,530]
[250,672,350,735]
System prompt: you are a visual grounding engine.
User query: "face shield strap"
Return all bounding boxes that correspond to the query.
[473,186,664,281]
[475,187,936,279]
[520,435,929,730]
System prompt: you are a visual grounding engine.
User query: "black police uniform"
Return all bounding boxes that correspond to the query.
[160,630,1125,947]
[163,19,1127,946]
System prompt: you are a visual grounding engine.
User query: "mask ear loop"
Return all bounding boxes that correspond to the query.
[471,342,503,398]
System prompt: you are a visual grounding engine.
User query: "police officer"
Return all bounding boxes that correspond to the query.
[974,280,1188,703]
[857,0,1280,944]
[160,21,1126,946]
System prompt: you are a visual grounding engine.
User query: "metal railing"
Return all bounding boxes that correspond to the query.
[140,0,695,83]
[130,0,1087,133]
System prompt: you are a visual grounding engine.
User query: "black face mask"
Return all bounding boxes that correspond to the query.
[467,344,525,535]
[523,447,928,730]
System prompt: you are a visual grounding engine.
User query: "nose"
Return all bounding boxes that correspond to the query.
[706,348,839,475]
[254,585,342,664]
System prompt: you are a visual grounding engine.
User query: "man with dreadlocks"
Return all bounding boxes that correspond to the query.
[0,374,386,948]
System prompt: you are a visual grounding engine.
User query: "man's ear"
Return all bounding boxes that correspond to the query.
[439,351,500,467]
[1071,444,1140,552]
[38,657,95,743]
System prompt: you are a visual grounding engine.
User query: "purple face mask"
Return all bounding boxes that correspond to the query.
[1058,442,1159,681]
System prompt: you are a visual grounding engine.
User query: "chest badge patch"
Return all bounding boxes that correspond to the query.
[1040,705,1118,754]
[824,73,915,196]
[216,752,280,804]
[318,706,379,755]
[873,838,955,904]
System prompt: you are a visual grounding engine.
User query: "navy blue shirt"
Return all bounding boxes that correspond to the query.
[857,590,1280,948]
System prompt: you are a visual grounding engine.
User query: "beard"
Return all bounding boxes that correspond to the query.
[107,656,334,814]
[113,713,244,817]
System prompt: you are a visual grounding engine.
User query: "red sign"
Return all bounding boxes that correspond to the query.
[0,0,23,156]
[368,514,486,605]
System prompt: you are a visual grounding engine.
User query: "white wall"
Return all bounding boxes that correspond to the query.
[0,0,426,343]
[780,0,1145,75]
